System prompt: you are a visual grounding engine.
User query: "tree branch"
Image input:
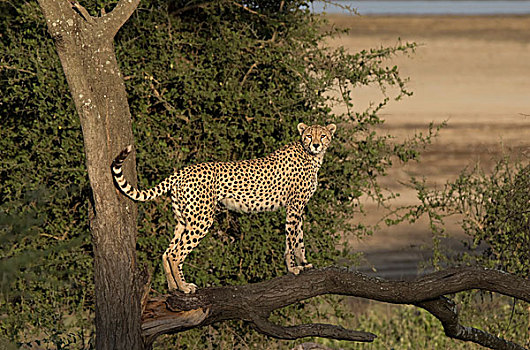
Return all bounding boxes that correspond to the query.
[70,1,95,24]
[418,298,526,350]
[100,0,141,38]
[142,297,209,346]
[249,315,376,342]
[141,267,529,349]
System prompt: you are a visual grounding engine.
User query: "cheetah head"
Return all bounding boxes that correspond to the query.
[297,123,336,155]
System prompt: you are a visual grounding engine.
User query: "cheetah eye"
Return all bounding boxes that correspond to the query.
[321,134,327,139]
[306,135,312,139]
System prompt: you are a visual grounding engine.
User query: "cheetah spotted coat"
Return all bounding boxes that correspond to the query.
[111,123,336,293]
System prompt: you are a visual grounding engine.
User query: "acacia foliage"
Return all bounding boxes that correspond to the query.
[399,159,529,278]
[382,157,530,349]
[1,0,432,347]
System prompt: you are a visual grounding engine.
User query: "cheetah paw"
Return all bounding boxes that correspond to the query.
[179,282,198,294]
[288,265,305,275]
[302,263,313,270]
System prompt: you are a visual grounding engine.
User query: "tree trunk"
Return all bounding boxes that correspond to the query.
[36,1,144,349]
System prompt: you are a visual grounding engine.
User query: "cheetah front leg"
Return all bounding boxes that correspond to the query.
[285,205,312,275]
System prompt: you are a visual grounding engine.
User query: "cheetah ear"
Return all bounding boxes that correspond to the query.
[326,123,337,136]
[297,123,308,135]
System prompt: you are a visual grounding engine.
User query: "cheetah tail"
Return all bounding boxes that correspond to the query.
[111,145,172,202]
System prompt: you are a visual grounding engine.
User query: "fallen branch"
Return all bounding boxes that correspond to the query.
[141,267,529,349]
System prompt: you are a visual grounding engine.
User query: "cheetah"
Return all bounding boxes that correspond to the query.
[111,123,336,293]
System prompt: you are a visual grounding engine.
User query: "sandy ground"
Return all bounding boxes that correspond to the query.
[324,15,530,277]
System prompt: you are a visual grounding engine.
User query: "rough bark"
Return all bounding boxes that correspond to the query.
[36,1,144,349]
[142,267,529,350]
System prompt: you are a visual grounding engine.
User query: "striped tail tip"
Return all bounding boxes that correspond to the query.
[116,145,132,161]
[112,145,133,171]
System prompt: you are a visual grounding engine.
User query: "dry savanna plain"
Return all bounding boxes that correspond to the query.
[324,15,530,278]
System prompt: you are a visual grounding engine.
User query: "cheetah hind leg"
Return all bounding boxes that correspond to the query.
[165,257,197,293]
[162,222,185,291]
[166,218,214,294]
[173,263,197,294]
[165,248,198,294]
[165,244,198,294]
[163,222,199,293]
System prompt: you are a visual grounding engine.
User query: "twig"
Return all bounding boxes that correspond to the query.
[40,232,68,240]
[149,81,189,123]
[240,62,258,86]
[233,1,265,17]
[0,65,36,75]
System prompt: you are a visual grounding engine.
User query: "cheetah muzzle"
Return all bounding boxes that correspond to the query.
[111,122,336,294]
